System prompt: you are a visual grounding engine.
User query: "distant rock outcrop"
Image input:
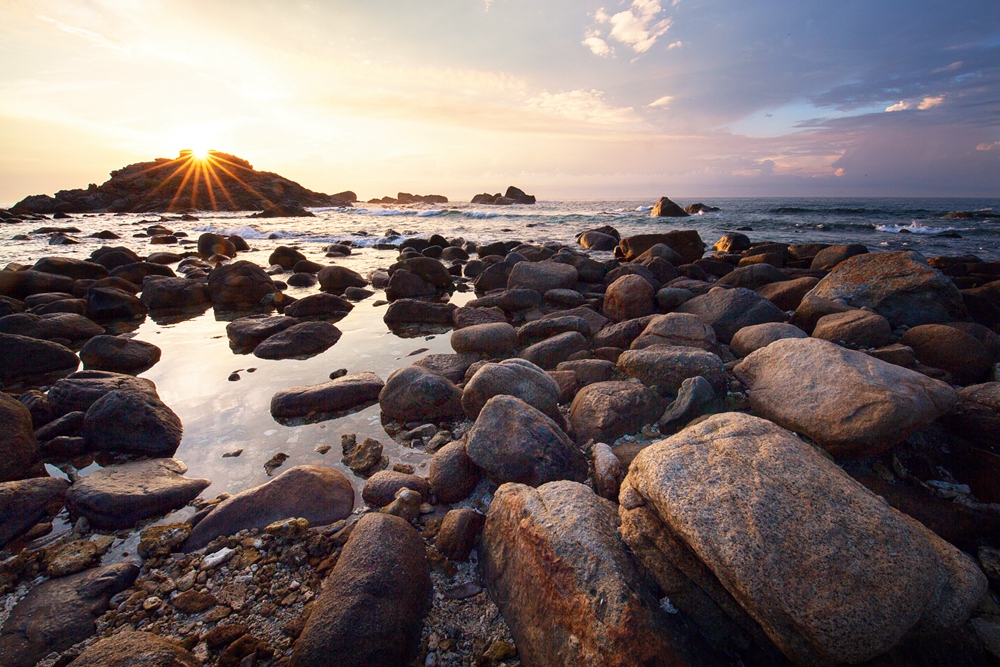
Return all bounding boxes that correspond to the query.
[651,196,689,217]
[11,150,353,214]
[366,193,449,205]
[471,186,536,206]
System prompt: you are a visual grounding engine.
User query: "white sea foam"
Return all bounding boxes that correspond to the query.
[875,221,957,235]
[464,211,501,218]
[417,209,445,217]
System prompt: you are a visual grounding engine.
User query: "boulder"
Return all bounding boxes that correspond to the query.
[629,312,718,352]
[901,324,993,385]
[435,508,484,561]
[942,383,1000,450]
[86,286,147,322]
[393,256,452,288]
[412,353,480,384]
[66,458,210,530]
[0,312,103,342]
[32,257,108,281]
[318,265,367,293]
[282,293,354,319]
[462,358,563,422]
[383,299,456,325]
[812,309,894,349]
[755,276,819,311]
[79,335,161,374]
[578,231,618,251]
[483,481,723,667]
[507,261,578,292]
[542,306,609,335]
[207,260,276,309]
[269,246,307,268]
[617,346,727,396]
[633,243,685,266]
[619,413,987,666]
[555,359,617,386]
[516,316,591,346]
[47,370,157,416]
[656,287,695,311]
[591,316,653,350]
[139,277,210,311]
[650,197,689,217]
[253,321,342,359]
[70,631,202,667]
[658,375,720,434]
[109,262,175,286]
[198,232,236,259]
[290,514,430,667]
[0,477,69,548]
[0,564,139,667]
[467,395,586,486]
[378,366,463,422]
[385,270,436,301]
[567,381,665,446]
[226,314,299,352]
[362,470,431,507]
[185,466,354,550]
[450,322,517,356]
[468,288,544,313]
[808,251,966,327]
[0,392,40,482]
[0,333,79,384]
[618,231,705,264]
[677,287,786,344]
[716,263,785,291]
[734,337,957,457]
[270,372,384,420]
[729,322,807,357]
[788,293,854,333]
[713,233,751,254]
[0,269,74,300]
[602,275,655,322]
[83,389,183,455]
[519,331,590,369]
[429,441,481,504]
[810,243,868,270]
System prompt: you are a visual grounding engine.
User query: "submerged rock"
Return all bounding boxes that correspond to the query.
[270,372,384,420]
[253,321,342,360]
[226,314,299,352]
[47,370,157,416]
[0,477,69,548]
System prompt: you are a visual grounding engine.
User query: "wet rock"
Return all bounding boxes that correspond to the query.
[713,233,751,254]
[650,196,689,217]
[618,231,705,264]
[79,335,161,374]
[618,346,727,396]
[901,324,993,385]
[47,370,157,416]
[450,321,517,356]
[429,441,481,504]
[137,523,192,558]
[603,274,655,322]
[734,337,957,457]
[0,563,139,667]
[32,256,108,281]
[34,409,84,442]
[0,332,79,383]
[139,277,211,312]
[71,630,202,667]
[287,272,317,287]
[519,330,590,369]
[755,276,821,311]
[507,261,578,293]
[467,395,586,486]
[198,232,237,259]
[483,481,723,667]
[378,365,464,421]
[788,293,855,333]
[44,539,101,577]
[810,243,869,270]
[0,392,40,482]
[677,286,787,344]
[516,316,591,346]
[630,312,719,352]
[809,251,966,327]
[207,260,276,309]
[290,513,431,667]
[341,437,386,477]
[436,508,484,561]
[729,322,807,357]
[270,371,384,420]
[412,353,480,383]
[282,292,354,319]
[66,458,209,530]
[86,286,146,322]
[185,465,354,550]
[658,376,720,433]
[317,265,367,293]
[253,321,342,360]
[812,309,894,349]
[0,269,74,300]
[393,256,453,288]
[83,388,183,455]
[225,314,299,352]
[109,261,175,286]
[0,477,69,548]
[568,381,665,446]
[362,470,431,507]
[383,298,456,325]
[0,312,103,342]
[716,263,785,291]
[619,413,986,665]
[462,358,563,422]
[269,246,307,268]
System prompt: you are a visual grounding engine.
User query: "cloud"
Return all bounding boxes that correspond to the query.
[885,100,911,112]
[918,95,945,110]
[885,95,945,112]
[932,61,962,73]
[978,142,1000,151]
[586,0,674,56]
[35,14,130,56]
[524,89,640,126]
[582,31,614,57]
[648,95,673,108]
[667,40,683,50]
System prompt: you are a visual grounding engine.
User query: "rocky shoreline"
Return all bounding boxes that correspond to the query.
[3,202,1000,666]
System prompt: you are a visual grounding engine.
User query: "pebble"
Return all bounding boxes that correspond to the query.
[201,547,236,570]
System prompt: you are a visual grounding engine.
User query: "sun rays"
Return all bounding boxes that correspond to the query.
[135,149,273,212]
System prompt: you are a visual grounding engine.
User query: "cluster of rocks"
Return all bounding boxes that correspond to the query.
[10,152,355,215]
[650,196,720,217]
[367,193,449,205]
[470,187,536,206]
[8,212,1000,666]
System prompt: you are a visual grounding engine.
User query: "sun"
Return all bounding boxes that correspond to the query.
[189,145,211,160]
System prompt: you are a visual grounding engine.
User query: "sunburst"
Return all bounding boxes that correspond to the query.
[133,149,274,212]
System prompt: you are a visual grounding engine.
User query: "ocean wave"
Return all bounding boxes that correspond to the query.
[464,211,501,218]
[875,222,958,236]
[193,224,281,239]
[635,206,653,212]
[416,209,445,217]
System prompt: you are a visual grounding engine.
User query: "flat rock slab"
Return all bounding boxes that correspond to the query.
[734,337,957,457]
[226,314,300,352]
[0,477,70,548]
[184,465,354,551]
[291,513,431,667]
[270,371,384,421]
[253,321,342,360]
[0,563,139,667]
[66,458,210,530]
[483,481,725,667]
[619,413,986,666]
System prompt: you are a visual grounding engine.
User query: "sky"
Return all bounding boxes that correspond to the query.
[0,0,998,202]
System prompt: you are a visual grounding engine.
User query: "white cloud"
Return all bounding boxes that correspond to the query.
[977,142,1000,151]
[586,0,674,56]
[648,95,673,108]
[525,89,640,125]
[918,95,944,110]
[885,100,912,112]
[932,61,962,73]
[667,40,683,49]
[582,31,614,57]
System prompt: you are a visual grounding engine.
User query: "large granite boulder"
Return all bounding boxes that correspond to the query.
[207,260,276,309]
[47,370,157,416]
[0,392,40,482]
[602,275,655,323]
[812,309,893,349]
[467,395,586,486]
[507,261,578,292]
[618,231,704,264]
[734,337,957,457]
[462,358,562,422]
[650,196,689,217]
[619,413,987,666]
[270,372,384,420]
[0,477,69,548]
[83,389,183,455]
[677,287,786,344]
[185,465,354,550]
[729,322,807,357]
[629,312,718,352]
[482,481,724,667]
[79,335,161,374]
[66,458,210,530]
[139,276,210,312]
[0,332,79,383]
[71,631,202,667]
[290,514,431,667]
[901,323,993,385]
[618,346,727,397]
[808,251,966,327]
[0,564,139,667]
[379,365,463,422]
[253,321,342,360]
[567,381,665,445]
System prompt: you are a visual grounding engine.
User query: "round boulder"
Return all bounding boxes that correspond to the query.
[901,324,993,385]
[79,335,161,374]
